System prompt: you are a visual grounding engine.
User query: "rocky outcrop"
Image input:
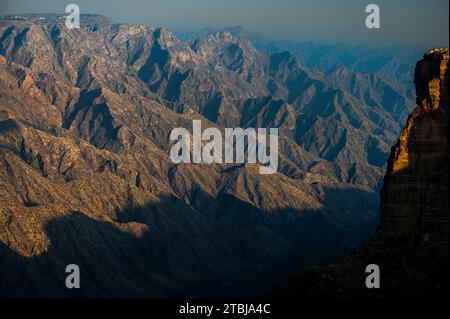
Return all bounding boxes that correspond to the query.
[274,49,449,299]
[379,49,449,250]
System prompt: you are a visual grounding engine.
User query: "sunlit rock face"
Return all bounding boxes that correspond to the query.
[380,49,448,249]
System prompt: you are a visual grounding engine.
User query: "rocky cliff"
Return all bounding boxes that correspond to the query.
[274,48,449,299]
[379,48,449,249]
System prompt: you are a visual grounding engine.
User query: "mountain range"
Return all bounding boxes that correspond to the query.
[0,14,423,297]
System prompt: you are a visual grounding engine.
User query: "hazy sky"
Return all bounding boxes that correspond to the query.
[0,0,448,47]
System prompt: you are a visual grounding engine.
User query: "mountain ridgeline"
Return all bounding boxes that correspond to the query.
[0,14,420,298]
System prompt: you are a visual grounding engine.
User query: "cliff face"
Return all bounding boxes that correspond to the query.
[274,49,449,298]
[379,49,449,252]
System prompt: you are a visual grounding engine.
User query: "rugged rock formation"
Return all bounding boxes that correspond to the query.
[274,48,449,299]
[379,48,449,248]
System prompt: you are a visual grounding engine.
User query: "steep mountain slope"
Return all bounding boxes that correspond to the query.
[274,48,449,298]
[0,14,410,297]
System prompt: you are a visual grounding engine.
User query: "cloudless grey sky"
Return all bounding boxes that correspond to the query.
[0,0,448,47]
